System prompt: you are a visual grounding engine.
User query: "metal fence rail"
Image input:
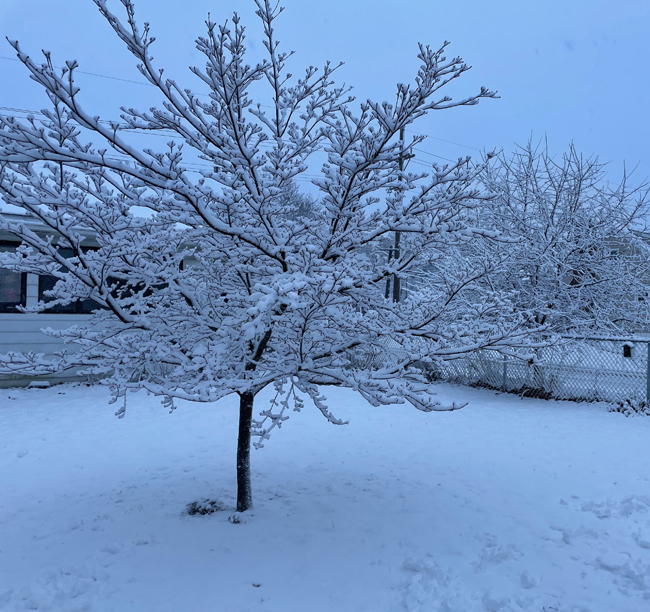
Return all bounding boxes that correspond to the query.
[367,337,650,405]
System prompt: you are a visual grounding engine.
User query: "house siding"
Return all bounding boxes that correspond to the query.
[0,312,93,387]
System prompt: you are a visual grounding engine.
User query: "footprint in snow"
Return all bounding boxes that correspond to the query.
[632,531,650,550]
[100,544,122,555]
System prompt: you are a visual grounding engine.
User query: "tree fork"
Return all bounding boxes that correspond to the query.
[236,391,254,512]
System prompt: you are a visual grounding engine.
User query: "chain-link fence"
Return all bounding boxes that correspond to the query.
[362,336,650,404]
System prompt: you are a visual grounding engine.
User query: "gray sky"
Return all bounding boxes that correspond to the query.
[1,0,648,184]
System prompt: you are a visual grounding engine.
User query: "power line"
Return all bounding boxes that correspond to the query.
[1,104,460,162]
[1,103,464,173]
[1,55,180,90]
[2,55,487,156]
[0,104,38,115]
[412,148,454,163]
[405,127,482,153]
[0,55,273,107]
[0,106,278,147]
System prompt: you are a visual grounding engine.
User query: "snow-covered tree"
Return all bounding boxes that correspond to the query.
[474,140,650,335]
[276,180,317,220]
[0,0,538,511]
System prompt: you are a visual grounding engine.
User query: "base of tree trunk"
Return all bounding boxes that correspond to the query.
[236,391,254,512]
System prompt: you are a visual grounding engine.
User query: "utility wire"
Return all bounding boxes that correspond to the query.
[0,104,463,167]
[0,106,279,147]
[0,55,268,106]
[405,127,482,153]
[412,149,454,163]
[2,56,485,155]
[1,55,186,90]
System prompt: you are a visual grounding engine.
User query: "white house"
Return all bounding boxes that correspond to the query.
[0,212,97,387]
[0,211,203,387]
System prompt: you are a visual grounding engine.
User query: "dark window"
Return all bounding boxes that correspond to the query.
[38,247,102,314]
[0,242,26,313]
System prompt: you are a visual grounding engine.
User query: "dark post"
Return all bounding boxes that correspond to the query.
[646,342,650,406]
[387,128,406,303]
[392,231,401,302]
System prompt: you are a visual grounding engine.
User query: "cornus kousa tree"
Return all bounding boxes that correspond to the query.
[0,0,539,512]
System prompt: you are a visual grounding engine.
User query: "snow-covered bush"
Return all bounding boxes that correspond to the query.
[609,395,650,417]
[186,499,226,516]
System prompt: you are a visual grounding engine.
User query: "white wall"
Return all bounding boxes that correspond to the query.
[0,272,93,386]
[0,310,93,387]
[0,312,93,357]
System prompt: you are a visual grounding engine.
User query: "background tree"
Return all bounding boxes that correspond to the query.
[0,0,538,512]
[473,140,650,335]
[277,181,316,220]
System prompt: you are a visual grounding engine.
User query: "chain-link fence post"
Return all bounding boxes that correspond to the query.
[502,355,508,391]
[646,341,650,407]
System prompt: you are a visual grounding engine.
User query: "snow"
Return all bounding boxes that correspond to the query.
[2,382,650,612]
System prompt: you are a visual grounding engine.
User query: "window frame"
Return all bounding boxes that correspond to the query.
[0,240,27,313]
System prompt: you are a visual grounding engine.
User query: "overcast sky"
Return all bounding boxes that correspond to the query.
[0,0,648,186]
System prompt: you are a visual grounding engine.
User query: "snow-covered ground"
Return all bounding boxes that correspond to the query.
[1,382,650,612]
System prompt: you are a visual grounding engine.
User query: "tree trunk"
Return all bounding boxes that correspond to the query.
[236,391,254,512]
